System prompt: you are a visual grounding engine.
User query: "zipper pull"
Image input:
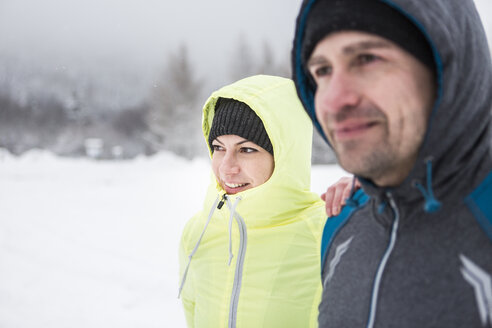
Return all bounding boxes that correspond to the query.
[217,194,227,209]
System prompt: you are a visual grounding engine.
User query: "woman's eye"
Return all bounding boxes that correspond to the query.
[212,145,224,152]
[240,147,257,153]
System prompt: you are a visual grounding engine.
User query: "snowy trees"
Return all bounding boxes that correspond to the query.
[146,44,206,159]
[0,40,336,162]
[0,57,153,159]
[229,36,291,82]
[0,84,69,155]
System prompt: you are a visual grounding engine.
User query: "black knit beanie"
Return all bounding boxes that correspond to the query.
[302,0,435,72]
[208,98,273,155]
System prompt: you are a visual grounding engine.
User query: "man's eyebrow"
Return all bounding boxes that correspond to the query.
[342,40,392,54]
[307,56,328,68]
[307,40,392,68]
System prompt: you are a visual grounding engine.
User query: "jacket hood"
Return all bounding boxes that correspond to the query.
[201,75,322,227]
[292,0,492,208]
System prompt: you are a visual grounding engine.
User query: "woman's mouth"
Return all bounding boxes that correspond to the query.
[223,182,250,194]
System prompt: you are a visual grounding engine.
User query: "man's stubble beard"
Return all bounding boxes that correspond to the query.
[324,104,395,182]
[332,120,426,186]
[335,133,396,183]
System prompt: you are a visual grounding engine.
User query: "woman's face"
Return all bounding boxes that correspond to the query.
[211,135,274,195]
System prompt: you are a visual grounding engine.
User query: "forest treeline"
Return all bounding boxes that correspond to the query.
[0,39,335,163]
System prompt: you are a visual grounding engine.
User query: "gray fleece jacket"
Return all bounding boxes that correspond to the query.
[292,0,492,327]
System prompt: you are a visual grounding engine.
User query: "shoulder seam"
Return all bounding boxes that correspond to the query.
[320,189,370,277]
[464,170,492,241]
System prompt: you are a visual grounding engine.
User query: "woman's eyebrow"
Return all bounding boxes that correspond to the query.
[236,140,250,146]
[213,138,224,145]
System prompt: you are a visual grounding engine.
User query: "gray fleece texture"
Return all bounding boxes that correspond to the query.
[292,0,492,327]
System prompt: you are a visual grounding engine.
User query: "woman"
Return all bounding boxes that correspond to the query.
[179,75,331,328]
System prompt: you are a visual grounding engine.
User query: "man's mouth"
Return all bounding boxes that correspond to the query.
[332,121,379,140]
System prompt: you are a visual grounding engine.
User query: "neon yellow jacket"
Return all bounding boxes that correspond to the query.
[179,75,326,328]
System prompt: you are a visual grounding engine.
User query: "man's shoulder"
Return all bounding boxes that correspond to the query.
[320,189,371,270]
[465,169,492,241]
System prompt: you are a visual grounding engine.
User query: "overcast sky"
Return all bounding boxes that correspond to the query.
[0,0,301,88]
[0,0,490,91]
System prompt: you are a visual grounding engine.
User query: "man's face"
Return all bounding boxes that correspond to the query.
[307,31,435,186]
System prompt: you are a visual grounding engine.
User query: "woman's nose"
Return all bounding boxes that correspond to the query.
[220,152,240,175]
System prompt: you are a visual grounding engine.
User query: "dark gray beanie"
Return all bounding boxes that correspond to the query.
[302,0,436,72]
[208,98,273,155]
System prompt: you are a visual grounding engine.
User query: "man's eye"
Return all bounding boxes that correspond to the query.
[313,65,332,78]
[356,54,380,65]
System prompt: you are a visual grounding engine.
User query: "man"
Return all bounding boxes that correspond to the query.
[291,0,492,327]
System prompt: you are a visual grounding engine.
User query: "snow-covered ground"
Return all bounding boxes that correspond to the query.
[0,150,346,328]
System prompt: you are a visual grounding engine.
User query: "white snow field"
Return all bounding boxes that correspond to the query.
[0,150,346,328]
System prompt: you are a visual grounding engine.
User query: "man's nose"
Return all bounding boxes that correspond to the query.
[316,71,361,117]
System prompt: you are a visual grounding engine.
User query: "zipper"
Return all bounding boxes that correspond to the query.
[366,192,400,328]
[227,202,248,328]
[217,193,227,209]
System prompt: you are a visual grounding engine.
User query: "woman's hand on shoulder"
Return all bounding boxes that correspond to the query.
[321,176,360,217]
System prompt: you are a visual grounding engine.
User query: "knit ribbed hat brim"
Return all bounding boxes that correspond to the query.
[301,0,435,72]
[208,98,273,155]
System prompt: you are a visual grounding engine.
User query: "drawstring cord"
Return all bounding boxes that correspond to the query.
[377,202,387,214]
[413,158,442,213]
[177,194,243,298]
[178,195,221,298]
[226,196,242,266]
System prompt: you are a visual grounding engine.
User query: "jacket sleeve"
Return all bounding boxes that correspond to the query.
[179,219,196,327]
[181,294,195,327]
